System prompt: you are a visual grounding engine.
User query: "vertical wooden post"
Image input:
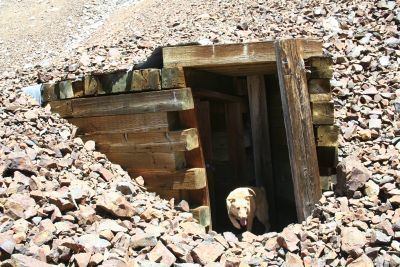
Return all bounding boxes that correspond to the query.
[247,75,276,228]
[275,39,321,221]
[195,100,215,226]
[225,102,247,184]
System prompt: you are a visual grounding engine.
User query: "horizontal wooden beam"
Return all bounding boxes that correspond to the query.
[50,88,194,118]
[68,112,178,135]
[311,102,334,125]
[316,125,339,147]
[129,168,206,190]
[132,69,161,91]
[106,151,186,170]
[161,67,186,89]
[163,40,322,68]
[86,128,199,153]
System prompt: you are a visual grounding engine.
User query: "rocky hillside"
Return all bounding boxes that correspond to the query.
[0,0,399,266]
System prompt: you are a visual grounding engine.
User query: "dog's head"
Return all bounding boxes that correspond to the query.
[227,195,252,228]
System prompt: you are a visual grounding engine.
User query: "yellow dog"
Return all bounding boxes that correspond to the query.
[226,187,270,232]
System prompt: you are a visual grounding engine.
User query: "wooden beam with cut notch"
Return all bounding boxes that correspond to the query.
[85,128,199,153]
[50,88,194,118]
[190,206,211,227]
[275,39,321,222]
[128,168,206,190]
[106,151,186,170]
[68,112,178,135]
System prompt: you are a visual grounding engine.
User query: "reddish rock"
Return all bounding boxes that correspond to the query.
[180,222,205,236]
[277,227,300,252]
[285,252,304,267]
[191,241,225,265]
[341,227,367,254]
[148,241,177,266]
[96,192,135,218]
[347,254,374,267]
[336,156,371,197]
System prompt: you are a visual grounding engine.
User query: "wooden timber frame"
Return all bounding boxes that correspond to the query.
[42,39,337,229]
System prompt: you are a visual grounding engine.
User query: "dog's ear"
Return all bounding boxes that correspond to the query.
[227,198,235,203]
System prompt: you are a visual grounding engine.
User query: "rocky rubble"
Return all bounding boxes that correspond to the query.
[0,0,400,266]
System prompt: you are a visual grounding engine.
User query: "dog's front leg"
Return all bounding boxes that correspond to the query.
[228,213,241,229]
[246,215,253,232]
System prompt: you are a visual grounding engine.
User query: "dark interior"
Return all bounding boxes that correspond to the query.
[187,70,298,233]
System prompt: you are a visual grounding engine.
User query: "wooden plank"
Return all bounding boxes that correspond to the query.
[87,128,199,153]
[190,206,211,227]
[307,57,333,79]
[163,40,322,68]
[128,168,206,190]
[312,102,334,125]
[247,75,276,226]
[97,70,132,95]
[275,39,321,222]
[310,93,331,103]
[68,112,178,135]
[308,79,331,94]
[225,102,247,183]
[316,125,339,147]
[161,67,186,89]
[41,83,58,103]
[106,151,186,170]
[132,69,161,91]
[50,88,194,118]
[84,75,101,96]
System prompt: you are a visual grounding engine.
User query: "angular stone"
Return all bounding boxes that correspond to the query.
[336,156,371,197]
[285,252,304,267]
[11,254,55,267]
[180,222,205,236]
[191,241,225,265]
[131,233,157,249]
[364,180,380,197]
[341,227,367,254]
[277,227,300,252]
[148,241,176,266]
[347,254,374,267]
[77,234,111,253]
[96,192,136,218]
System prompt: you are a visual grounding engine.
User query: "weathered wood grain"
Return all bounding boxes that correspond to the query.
[307,57,333,79]
[161,67,186,89]
[275,39,321,222]
[106,151,186,170]
[129,168,206,190]
[163,40,323,68]
[68,112,178,135]
[131,69,161,91]
[316,125,339,147]
[312,102,335,125]
[88,128,199,153]
[247,75,276,226]
[308,78,331,94]
[50,88,194,118]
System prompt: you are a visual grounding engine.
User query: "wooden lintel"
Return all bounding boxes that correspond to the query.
[129,168,207,190]
[87,128,199,153]
[275,39,321,222]
[50,88,194,118]
[163,40,322,68]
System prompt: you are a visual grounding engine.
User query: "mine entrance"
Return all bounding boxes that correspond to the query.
[43,39,337,233]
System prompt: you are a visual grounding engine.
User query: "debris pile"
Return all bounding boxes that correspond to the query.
[0,0,399,266]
